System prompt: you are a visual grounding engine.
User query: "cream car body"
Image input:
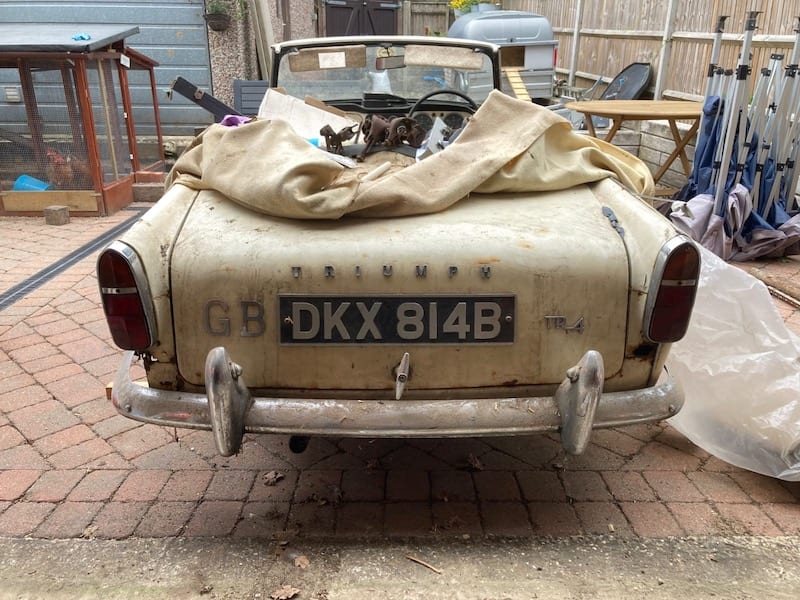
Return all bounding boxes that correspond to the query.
[99,36,699,457]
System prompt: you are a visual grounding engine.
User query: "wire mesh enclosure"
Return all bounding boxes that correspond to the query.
[0,25,165,216]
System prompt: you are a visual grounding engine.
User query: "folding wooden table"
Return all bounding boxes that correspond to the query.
[565,99,703,186]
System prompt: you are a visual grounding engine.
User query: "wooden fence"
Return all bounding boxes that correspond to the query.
[402,1,453,37]
[504,0,800,100]
[400,1,799,99]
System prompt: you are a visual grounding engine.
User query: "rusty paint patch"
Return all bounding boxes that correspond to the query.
[631,343,657,359]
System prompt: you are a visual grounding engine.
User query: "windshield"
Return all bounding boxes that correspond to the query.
[274,41,497,105]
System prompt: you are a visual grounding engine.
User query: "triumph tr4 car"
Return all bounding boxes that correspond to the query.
[98,35,700,457]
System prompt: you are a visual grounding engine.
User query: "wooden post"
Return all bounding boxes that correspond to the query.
[249,0,276,81]
[73,58,105,212]
[117,58,140,174]
[17,59,47,172]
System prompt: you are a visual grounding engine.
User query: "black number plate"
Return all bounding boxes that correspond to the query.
[279,295,515,344]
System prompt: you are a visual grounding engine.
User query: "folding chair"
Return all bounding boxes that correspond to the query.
[551,62,653,129]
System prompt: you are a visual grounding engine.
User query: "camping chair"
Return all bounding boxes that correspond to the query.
[551,62,653,129]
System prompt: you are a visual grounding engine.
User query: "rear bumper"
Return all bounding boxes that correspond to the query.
[112,349,683,456]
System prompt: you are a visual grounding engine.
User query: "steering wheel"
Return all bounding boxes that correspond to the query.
[408,89,478,116]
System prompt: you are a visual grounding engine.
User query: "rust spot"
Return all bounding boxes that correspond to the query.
[501,379,519,386]
[631,343,657,359]
[474,257,501,264]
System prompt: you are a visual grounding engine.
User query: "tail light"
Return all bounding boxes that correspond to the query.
[97,241,156,351]
[553,47,558,68]
[644,238,700,343]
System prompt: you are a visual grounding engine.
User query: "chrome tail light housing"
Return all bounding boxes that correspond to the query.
[643,237,700,344]
[97,241,156,351]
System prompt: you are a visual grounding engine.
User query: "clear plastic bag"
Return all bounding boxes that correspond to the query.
[667,246,800,480]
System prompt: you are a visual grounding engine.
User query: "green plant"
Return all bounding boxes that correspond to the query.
[205,0,247,17]
[206,0,227,15]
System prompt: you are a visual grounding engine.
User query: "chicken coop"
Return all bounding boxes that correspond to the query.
[0,24,165,216]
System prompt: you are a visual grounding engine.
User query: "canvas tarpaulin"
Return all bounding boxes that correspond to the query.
[167,90,653,219]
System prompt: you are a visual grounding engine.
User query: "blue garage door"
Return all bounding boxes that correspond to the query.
[0,0,211,136]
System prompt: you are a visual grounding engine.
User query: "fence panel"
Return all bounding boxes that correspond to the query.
[506,0,799,99]
[403,1,451,37]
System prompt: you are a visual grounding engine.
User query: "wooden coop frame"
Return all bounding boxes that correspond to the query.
[0,24,165,216]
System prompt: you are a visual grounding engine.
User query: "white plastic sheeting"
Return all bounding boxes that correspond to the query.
[668,246,800,480]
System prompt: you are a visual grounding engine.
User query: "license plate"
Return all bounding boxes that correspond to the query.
[279,295,515,344]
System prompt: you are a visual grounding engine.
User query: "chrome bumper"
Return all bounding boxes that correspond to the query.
[112,349,683,457]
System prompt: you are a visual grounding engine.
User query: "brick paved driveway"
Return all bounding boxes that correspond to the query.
[1,208,800,542]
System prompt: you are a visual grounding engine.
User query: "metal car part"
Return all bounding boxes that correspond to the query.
[643,237,701,343]
[96,241,157,351]
[112,349,683,456]
[556,350,603,454]
[205,347,251,457]
[99,36,697,461]
[394,351,411,400]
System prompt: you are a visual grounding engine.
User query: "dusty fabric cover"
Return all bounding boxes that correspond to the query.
[167,90,654,220]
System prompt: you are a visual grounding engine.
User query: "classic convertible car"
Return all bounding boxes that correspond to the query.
[98,36,700,457]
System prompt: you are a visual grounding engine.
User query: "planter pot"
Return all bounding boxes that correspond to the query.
[204,12,231,31]
[478,3,499,11]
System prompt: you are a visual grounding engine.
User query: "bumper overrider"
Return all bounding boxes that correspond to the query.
[112,348,683,457]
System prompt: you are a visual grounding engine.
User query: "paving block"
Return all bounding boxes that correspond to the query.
[43,205,70,226]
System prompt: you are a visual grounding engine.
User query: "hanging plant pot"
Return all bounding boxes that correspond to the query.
[204,12,231,32]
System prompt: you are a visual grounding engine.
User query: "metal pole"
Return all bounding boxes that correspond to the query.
[708,66,727,97]
[705,16,728,100]
[747,53,781,138]
[702,19,728,133]
[567,0,585,88]
[740,53,782,196]
[710,69,734,185]
[654,0,678,99]
[762,66,800,218]
[694,14,728,180]
[785,138,800,212]
[713,11,759,217]
[781,17,800,212]
[761,18,800,217]
[750,54,789,212]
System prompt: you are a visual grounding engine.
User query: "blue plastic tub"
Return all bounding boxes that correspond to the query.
[12,174,53,191]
